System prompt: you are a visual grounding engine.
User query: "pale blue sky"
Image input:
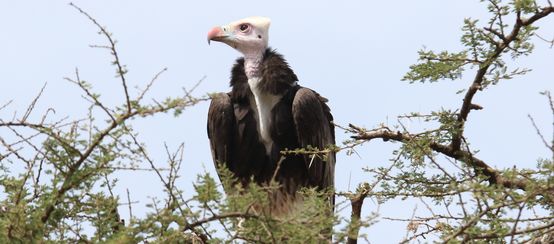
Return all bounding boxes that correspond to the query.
[1,1,552,242]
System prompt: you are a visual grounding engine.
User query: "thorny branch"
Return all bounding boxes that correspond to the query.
[69,3,132,113]
[65,68,116,122]
[125,128,211,242]
[346,184,369,244]
[182,211,260,232]
[452,5,554,151]
[349,124,531,190]
[347,5,554,192]
[339,3,554,242]
[0,3,208,239]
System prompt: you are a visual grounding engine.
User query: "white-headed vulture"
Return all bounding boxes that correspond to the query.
[207,17,335,216]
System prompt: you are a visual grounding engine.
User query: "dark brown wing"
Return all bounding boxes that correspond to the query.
[292,88,335,189]
[207,92,269,186]
[207,93,236,173]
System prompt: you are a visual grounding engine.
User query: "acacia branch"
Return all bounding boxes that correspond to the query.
[21,83,47,123]
[125,127,210,242]
[528,114,552,153]
[38,94,207,234]
[40,113,129,225]
[69,2,132,113]
[182,211,260,232]
[443,193,537,243]
[471,222,554,241]
[1,120,84,160]
[38,4,206,226]
[65,68,116,123]
[137,67,167,103]
[346,183,369,244]
[452,6,554,150]
[350,125,529,190]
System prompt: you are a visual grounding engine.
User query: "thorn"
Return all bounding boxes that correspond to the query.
[470,103,483,110]
[308,154,316,169]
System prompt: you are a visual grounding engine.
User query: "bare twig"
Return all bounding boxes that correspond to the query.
[137,67,168,103]
[69,2,132,113]
[22,83,47,123]
[126,189,133,222]
[509,203,526,244]
[65,68,116,122]
[0,100,13,111]
[528,115,552,152]
[536,33,554,48]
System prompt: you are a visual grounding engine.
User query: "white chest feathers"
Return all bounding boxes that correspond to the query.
[247,77,283,154]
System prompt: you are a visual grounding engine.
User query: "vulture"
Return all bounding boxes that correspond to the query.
[206,16,335,217]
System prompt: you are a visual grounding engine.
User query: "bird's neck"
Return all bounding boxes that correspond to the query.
[242,49,281,154]
[242,50,265,80]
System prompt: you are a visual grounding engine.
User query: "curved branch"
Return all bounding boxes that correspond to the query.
[350,125,529,190]
[452,6,554,150]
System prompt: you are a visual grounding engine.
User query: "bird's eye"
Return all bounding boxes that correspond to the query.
[239,24,249,32]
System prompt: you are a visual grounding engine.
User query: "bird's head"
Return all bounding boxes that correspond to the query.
[207,16,270,56]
